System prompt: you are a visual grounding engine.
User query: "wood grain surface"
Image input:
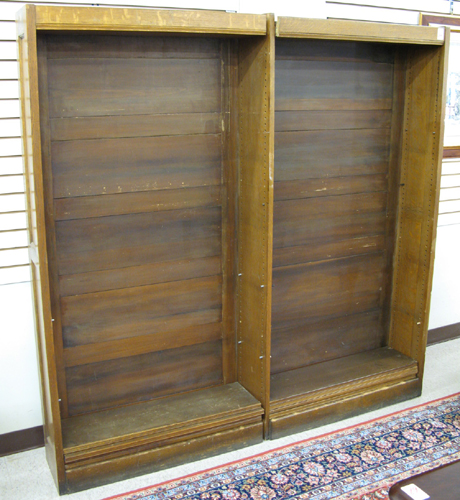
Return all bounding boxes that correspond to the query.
[38,33,233,416]
[271,38,393,377]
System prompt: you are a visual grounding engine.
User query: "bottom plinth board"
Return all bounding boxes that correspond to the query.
[58,382,264,493]
[268,347,421,439]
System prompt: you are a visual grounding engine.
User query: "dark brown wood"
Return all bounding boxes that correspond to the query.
[221,39,238,384]
[428,322,460,345]
[443,146,460,158]
[275,109,391,131]
[55,208,221,275]
[380,47,406,345]
[270,377,421,439]
[389,459,460,500]
[50,113,221,141]
[272,253,385,324]
[63,322,222,367]
[19,7,446,492]
[273,233,385,268]
[389,42,447,376]
[59,256,221,297]
[54,186,222,221]
[51,135,222,198]
[45,33,221,59]
[62,383,259,449]
[37,35,69,419]
[66,341,223,415]
[271,310,384,373]
[61,275,222,347]
[47,57,221,118]
[60,383,263,493]
[268,28,445,439]
[270,347,416,403]
[0,426,44,457]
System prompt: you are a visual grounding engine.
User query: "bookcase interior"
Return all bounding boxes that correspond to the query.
[268,35,444,437]
[28,26,270,492]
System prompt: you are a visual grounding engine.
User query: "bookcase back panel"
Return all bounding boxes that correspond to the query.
[65,340,223,415]
[39,33,231,416]
[272,39,395,374]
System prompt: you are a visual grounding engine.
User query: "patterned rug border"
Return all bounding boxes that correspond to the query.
[103,392,460,500]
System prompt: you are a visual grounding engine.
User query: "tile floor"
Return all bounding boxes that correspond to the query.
[1,338,459,500]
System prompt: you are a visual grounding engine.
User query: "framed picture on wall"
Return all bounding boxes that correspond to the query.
[421,14,460,158]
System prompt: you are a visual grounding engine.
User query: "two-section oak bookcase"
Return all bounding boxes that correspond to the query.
[17,5,446,493]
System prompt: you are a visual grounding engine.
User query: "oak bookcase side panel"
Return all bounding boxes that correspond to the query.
[388,42,447,375]
[17,4,65,489]
[237,15,274,430]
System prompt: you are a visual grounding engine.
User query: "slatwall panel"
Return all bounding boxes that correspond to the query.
[0,1,27,285]
[439,159,460,226]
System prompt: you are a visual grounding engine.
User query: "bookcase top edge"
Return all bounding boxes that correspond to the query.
[276,17,444,45]
[23,4,268,36]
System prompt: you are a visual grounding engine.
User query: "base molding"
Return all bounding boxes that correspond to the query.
[0,426,44,457]
[428,322,460,345]
[2,328,458,458]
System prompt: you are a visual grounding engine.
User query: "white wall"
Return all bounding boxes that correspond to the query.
[429,225,460,329]
[0,0,459,435]
[0,282,42,433]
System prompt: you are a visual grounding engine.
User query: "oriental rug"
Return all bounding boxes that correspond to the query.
[105,393,460,500]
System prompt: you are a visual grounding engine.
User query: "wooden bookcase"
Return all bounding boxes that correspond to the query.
[17,5,273,493]
[267,18,447,438]
[18,5,446,493]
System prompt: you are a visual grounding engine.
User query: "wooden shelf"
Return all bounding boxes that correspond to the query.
[270,348,420,438]
[61,383,262,491]
[271,347,417,405]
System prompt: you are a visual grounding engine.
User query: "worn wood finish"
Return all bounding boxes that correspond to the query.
[37,36,70,419]
[59,256,221,297]
[51,136,221,198]
[66,341,223,415]
[276,17,444,45]
[34,6,266,35]
[270,373,421,439]
[389,42,447,378]
[272,38,393,377]
[237,15,274,436]
[270,347,417,404]
[50,113,221,142]
[20,6,271,492]
[60,383,263,493]
[40,33,229,415]
[271,310,384,373]
[221,40,239,384]
[17,4,65,489]
[269,27,445,437]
